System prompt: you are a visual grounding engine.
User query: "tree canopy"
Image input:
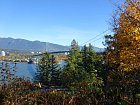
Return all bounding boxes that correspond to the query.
[106,0,140,71]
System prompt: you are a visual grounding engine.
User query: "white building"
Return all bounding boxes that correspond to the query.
[1,51,5,56]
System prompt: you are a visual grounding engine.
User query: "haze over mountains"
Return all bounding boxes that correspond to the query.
[0,37,104,52]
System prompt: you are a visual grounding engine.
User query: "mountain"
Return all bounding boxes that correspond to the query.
[0,37,69,52]
[0,37,104,52]
[93,46,105,52]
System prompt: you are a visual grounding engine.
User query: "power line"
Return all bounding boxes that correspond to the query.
[89,31,112,44]
[80,29,111,46]
[80,0,140,47]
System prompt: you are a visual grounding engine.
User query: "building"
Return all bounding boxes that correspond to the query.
[1,51,6,56]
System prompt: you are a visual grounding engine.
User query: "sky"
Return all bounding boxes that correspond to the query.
[0,0,122,48]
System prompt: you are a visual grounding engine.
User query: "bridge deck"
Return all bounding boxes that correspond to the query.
[33,51,70,56]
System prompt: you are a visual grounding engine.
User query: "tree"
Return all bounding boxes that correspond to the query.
[35,52,50,85]
[35,53,61,86]
[0,62,16,85]
[60,39,83,87]
[69,39,81,63]
[81,44,102,76]
[104,1,140,103]
[49,55,61,85]
[60,40,103,88]
[106,0,140,71]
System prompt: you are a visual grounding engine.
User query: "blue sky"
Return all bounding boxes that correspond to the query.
[0,0,122,48]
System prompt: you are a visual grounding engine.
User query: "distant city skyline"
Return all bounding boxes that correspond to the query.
[0,0,123,48]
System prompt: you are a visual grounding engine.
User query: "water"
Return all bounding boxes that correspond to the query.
[14,63,37,81]
[9,61,66,81]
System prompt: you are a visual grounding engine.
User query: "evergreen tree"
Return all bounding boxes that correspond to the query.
[35,53,61,86]
[35,52,50,85]
[82,44,95,73]
[49,55,61,85]
[60,39,83,87]
[69,39,81,63]
[81,44,103,78]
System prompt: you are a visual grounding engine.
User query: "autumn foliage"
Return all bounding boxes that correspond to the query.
[1,0,140,105]
[107,0,140,71]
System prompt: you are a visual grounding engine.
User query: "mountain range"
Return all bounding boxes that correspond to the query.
[0,37,104,53]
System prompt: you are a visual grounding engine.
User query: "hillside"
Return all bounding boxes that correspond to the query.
[0,37,104,52]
